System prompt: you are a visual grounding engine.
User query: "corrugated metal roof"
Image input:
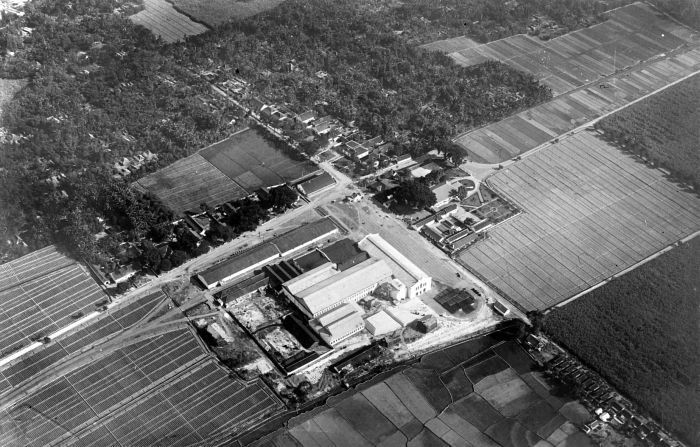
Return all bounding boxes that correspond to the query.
[298,172,335,195]
[283,262,337,295]
[298,258,393,315]
[270,218,338,254]
[359,234,430,287]
[198,243,279,286]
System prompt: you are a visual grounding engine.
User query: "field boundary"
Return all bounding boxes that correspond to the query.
[513,69,700,167]
[553,229,700,310]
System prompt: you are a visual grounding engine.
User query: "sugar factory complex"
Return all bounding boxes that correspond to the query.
[198,218,433,357]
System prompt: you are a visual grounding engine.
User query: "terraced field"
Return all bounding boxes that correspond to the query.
[454,46,700,163]
[458,130,700,312]
[434,3,699,97]
[253,337,592,447]
[130,0,209,44]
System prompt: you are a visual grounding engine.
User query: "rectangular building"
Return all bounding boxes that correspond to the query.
[358,234,432,299]
[197,243,280,289]
[292,258,393,318]
[270,218,339,257]
[313,304,365,346]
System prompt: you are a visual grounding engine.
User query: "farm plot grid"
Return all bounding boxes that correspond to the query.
[458,130,700,312]
[129,0,209,44]
[254,339,588,447]
[0,327,283,447]
[0,291,168,390]
[454,45,700,163]
[439,3,698,97]
[0,262,107,357]
[135,128,319,214]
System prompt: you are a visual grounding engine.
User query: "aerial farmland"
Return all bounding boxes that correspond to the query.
[134,128,319,214]
[129,0,209,44]
[253,334,594,447]
[458,129,700,312]
[443,2,700,163]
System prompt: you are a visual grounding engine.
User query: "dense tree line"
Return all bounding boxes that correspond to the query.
[595,73,700,190]
[0,0,240,262]
[544,239,700,445]
[172,0,553,142]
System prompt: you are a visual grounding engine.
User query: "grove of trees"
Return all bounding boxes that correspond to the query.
[544,238,700,445]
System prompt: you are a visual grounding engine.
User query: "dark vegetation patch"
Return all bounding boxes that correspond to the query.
[334,394,397,445]
[463,355,510,384]
[515,400,559,437]
[493,341,535,374]
[485,419,541,447]
[442,335,501,366]
[403,367,452,413]
[440,368,474,401]
[545,238,700,445]
[419,351,455,372]
[450,393,503,432]
[595,73,700,189]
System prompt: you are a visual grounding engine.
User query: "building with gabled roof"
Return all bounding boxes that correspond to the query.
[197,243,280,289]
[313,304,365,346]
[358,234,432,299]
[270,217,339,256]
[296,172,336,197]
[283,262,337,296]
[291,258,392,318]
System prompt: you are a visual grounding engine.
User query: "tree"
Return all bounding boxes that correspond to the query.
[159,258,172,272]
[393,180,437,210]
[170,249,188,267]
[263,186,298,210]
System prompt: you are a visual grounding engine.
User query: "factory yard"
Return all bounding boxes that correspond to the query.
[129,0,209,44]
[458,129,700,312]
[437,3,699,97]
[254,334,595,447]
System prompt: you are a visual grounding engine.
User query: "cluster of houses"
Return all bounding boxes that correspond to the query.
[112,150,158,178]
[196,220,433,365]
[412,203,491,254]
[545,353,679,446]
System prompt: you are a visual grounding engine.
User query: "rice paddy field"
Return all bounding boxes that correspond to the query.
[253,337,592,447]
[453,45,700,163]
[457,130,700,312]
[134,128,318,214]
[129,0,209,44]
[438,3,699,97]
[168,0,286,27]
[0,325,283,447]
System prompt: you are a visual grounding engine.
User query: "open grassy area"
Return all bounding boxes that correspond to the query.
[596,72,700,188]
[545,237,700,445]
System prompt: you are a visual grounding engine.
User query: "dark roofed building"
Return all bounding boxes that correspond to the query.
[294,249,330,272]
[422,227,444,243]
[450,232,480,251]
[411,213,438,230]
[472,218,491,232]
[445,228,473,244]
[216,273,269,306]
[270,218,339,256]
[320,238,370,271]
[435,288,476,314]
[265,260,304,290]
[197,243,280,289]
[296,172,336,196]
